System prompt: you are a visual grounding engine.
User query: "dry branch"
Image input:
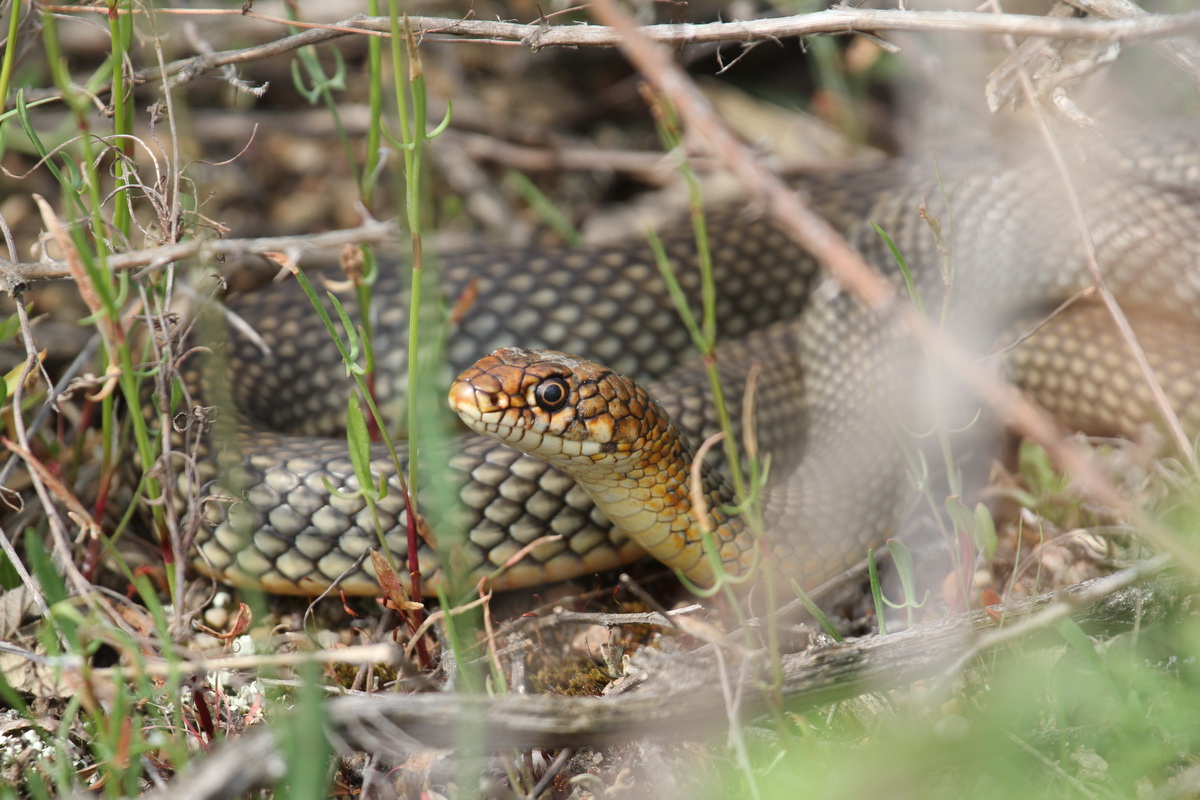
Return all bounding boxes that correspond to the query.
[0,219,399,287]
[147,561,1193,800]
[343,7,1200,48]
[21,7,1200,102]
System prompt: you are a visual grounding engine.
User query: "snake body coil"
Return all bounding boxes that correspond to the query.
[175,121,1200,595]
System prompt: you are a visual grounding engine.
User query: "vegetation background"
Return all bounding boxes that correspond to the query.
[0,0,1198,798]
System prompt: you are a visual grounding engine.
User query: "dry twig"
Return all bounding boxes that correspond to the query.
[0,220,399,286]
[20,7,1200,102]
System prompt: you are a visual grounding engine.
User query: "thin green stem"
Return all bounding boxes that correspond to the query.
[388,11,443,525]
[364,0,384,201]
[656,103,746,502]
[107,0,133,240]
[388,5,418,497]
[0,2,23,120]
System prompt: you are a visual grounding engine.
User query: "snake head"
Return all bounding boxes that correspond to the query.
[448,347,668,468]
[451,347,749,585]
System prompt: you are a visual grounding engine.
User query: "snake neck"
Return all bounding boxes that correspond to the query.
[570,426,757,586]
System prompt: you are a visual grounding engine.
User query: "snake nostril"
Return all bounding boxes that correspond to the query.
[447,380,482,415]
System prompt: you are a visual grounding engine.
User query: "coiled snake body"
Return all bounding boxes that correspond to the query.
[177,121,1200,595]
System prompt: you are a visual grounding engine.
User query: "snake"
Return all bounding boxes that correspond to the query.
[173,119,1200,596]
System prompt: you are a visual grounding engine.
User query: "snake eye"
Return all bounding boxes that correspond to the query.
[535,378,569,412]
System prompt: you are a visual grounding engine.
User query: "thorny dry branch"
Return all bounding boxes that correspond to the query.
[18,5,1200,103]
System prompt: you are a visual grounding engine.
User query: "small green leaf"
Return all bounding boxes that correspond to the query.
[290,58,320,104]
[873,222,922,315]
[325,46,347,91]
[291,268,356,367]
[886,539,929,610]
[25,533,65,609]
[346,394,374,498]
[945,497,998,561]
[973,502,998,560]
[945,495,973,534]
[358,323,375,374]
[327,291,362,371]
[867,548,887,636]
[427,98,453,138]
[17,91,78,204]
[790,579,844,642]
[0,311,22,342]
[380,121,412,151]
[1019,440,1060,493]
[0,544,18,590]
